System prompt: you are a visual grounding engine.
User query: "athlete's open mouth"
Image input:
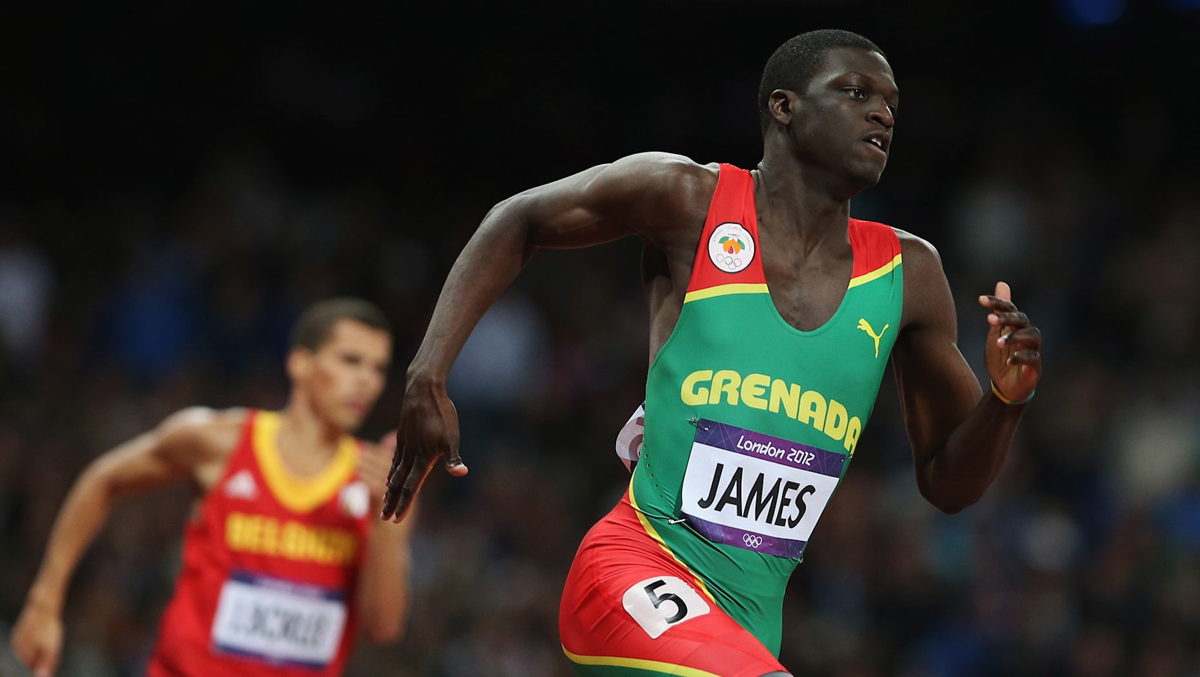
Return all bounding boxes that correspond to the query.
[863,132,889,154]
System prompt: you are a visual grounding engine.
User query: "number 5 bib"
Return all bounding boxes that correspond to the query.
[681,419,846,558]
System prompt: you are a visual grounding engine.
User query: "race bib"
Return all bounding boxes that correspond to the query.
[211,572,347,669]
[622,576,710,639]
[681,419,846,558]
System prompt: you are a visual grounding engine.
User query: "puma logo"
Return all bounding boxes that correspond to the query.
[857,318,890,358]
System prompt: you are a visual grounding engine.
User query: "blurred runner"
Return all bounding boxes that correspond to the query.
[12,297,414,677]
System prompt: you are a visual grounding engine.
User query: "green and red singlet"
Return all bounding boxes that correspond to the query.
[561,164,904,676]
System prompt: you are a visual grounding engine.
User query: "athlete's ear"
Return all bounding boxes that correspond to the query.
[768,89,799,128]
[286,347,313,383]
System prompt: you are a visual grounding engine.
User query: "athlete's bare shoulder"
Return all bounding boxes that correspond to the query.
[156,406,249,463]
[892,227,942,269]
[605,152,717,205]
[151,407,252,491]
[892,227,953,330]
[595,153,718,246]
[608,152,716,186]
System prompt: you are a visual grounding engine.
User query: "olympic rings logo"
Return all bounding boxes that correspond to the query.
[742,534,764,549]
[707,222,755,273]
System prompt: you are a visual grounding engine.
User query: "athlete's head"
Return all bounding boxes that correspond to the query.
[287,297,392,432]
[758,29,887,134]
[758,29,897,195]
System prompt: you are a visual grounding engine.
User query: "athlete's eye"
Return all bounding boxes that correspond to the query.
[845,87,866,100]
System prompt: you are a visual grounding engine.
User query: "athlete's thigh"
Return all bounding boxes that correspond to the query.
[560,533,786,677]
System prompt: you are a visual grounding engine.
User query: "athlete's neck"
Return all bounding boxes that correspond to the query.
[275,400,344,473]
[752,158,851,252]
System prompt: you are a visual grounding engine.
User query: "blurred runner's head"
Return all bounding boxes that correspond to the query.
[287,298,392,432]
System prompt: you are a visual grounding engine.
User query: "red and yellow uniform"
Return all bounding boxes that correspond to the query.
[148,410,372,676]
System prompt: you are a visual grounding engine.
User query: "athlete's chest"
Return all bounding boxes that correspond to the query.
[760,253,854,332]
[650,240,855,356]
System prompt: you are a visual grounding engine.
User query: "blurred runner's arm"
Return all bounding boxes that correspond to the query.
[355,433,415,643]
[891,235,1042,513]
[382,153,704,521]
[9,407,232,677]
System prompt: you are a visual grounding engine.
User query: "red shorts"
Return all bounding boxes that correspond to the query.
[559,495,788,677]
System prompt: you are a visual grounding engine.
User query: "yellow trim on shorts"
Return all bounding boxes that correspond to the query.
[563,647,722,677]
[626,483,715,602]
[683,283,769,303]
[847,253,902,288]
[253,411,359,513]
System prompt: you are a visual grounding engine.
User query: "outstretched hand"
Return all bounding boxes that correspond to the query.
[978,281,1041,404]
[380,381,468,522]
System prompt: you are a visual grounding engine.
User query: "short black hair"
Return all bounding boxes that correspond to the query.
[757,29,886,134]
[289,297,391,351]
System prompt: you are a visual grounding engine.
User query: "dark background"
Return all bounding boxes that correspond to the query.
[1,1,1199,675]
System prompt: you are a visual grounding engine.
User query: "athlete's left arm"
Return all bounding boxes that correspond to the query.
[355,433,415,643]
[890,232,1042,514]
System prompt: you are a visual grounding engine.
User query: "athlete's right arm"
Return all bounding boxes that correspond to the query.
[381,153,711,521]
[9,407,234,677]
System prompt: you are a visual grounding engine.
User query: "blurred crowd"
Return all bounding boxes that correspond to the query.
[2,3,1199,676]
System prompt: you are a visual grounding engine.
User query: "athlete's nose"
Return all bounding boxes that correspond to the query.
[867,98,894,130]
